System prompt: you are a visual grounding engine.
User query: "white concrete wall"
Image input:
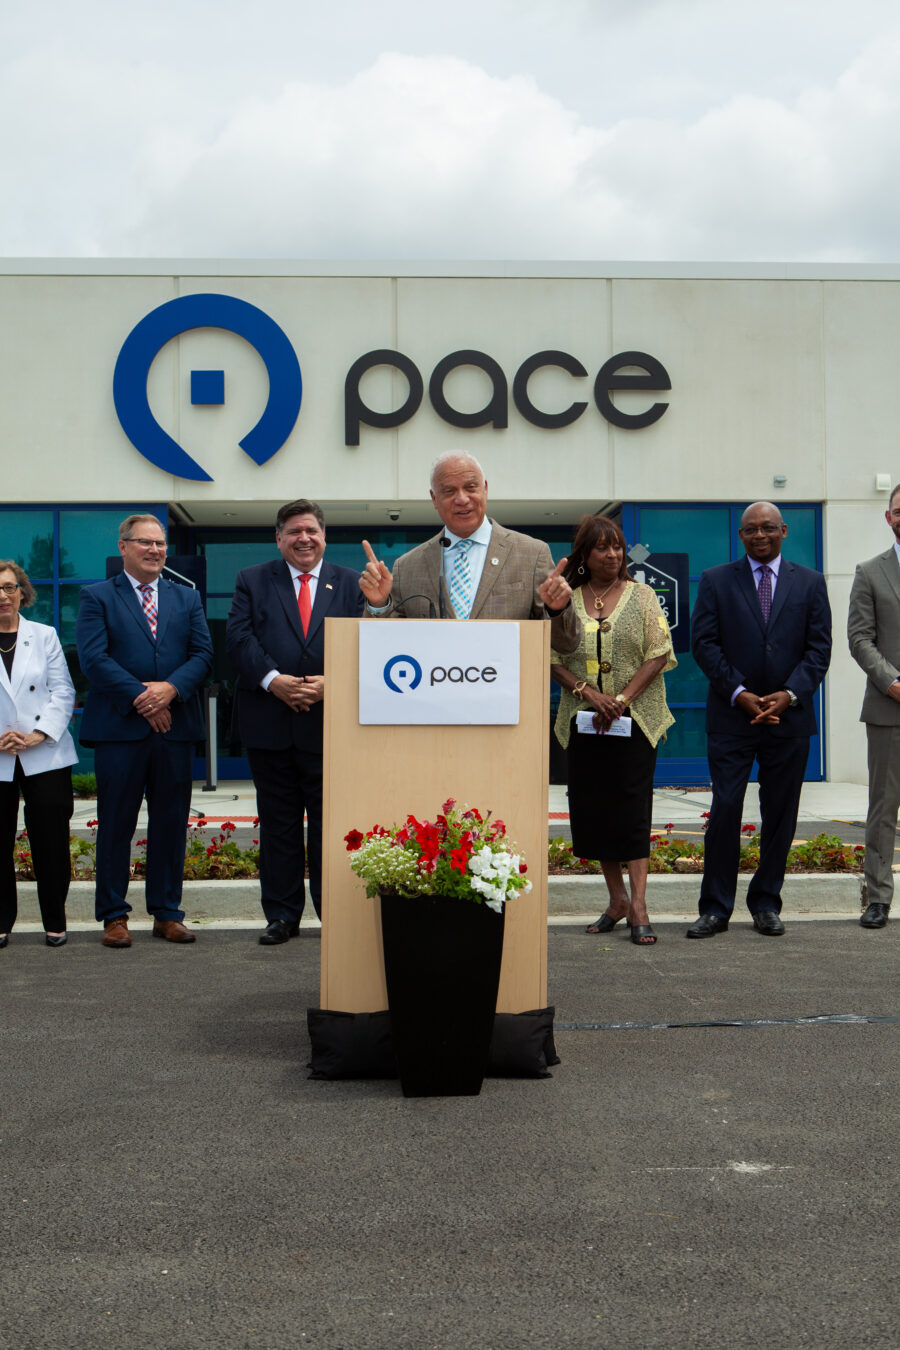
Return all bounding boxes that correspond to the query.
[2,260,899,784]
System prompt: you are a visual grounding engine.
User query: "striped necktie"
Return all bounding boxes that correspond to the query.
[138,584,157,638]
[449,539,474,619]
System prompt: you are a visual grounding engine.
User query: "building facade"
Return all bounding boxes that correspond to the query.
[2,259,897,783]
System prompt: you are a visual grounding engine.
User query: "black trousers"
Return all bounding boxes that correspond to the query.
[0,761,73,933]
[699,730,809,918]
[247,745,322,924]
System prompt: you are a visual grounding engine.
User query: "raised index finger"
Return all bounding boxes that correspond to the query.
[361,539,378,565]
[550,556,568,578]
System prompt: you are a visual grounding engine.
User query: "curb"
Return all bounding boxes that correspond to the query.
[13,872,866,924]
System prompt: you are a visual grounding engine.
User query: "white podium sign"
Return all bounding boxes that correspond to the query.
[358,621,520,725]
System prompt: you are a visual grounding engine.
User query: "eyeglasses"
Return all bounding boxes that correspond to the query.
[0,583,20,596]
[123,538,168,551]
[741,525,781,536]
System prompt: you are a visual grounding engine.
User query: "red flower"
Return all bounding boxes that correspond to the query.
[441,798,456,814]
[344,830,364,851]
[86,818,99,828]
[252,816,260,827]
[664,822,674,831]
[206,845,217,857]
[463,808,483,822]
[449,847,470,874]
[395,827,410,845]
[196,818,207,829]
[519,862,528,874]
[741,824,757,835]
[701,811,710,819]
[135,838,147,847]
[222,821,236,832]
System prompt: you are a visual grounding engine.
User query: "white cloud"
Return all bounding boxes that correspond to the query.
[2,4,900,260]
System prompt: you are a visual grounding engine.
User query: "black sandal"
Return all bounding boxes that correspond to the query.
[586,912,626,935]
[630,924,658,945]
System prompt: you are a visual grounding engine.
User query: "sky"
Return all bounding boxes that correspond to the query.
[2,0,900,261]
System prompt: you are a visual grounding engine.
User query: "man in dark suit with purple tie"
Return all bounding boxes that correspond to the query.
[688,502,832,939]
[76,514,213,947]
[226,500,365,944]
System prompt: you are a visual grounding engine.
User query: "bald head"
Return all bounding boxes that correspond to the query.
[429,453,489,537]
[738,501,787,563]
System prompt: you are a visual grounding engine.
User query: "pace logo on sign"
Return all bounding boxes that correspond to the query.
[359,623,520,725]
[113,294,302,483]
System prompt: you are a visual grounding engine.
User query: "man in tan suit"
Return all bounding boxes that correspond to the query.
[360,452,580,654]
[848,483,900,928]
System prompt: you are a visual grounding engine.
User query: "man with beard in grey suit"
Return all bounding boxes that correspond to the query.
[848,483,900,929]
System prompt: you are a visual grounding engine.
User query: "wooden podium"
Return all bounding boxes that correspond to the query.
[320,618,550,1015]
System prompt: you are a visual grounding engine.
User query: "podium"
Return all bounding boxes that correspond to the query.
[319,619,550,1017]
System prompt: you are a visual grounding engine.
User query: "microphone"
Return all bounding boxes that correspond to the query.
[392,592,436,619]
[439,535,451,616]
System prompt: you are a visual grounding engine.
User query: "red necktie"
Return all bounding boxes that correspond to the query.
[298,574,312,636]
[138,584,157,638]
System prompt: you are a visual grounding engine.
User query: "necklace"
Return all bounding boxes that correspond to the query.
[0,634,16,653]
[585,579,619,613]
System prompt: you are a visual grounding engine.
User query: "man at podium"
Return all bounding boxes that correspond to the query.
[360,452,580,653]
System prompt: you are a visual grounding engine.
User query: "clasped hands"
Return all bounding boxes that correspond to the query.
[270,674,324,712]
[358,539,574,613]
[0,729,46,754]
[133,680,177,732]
[736,689,791,724]
[581,686,624,732]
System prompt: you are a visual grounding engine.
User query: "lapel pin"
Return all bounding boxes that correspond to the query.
[325,583,333,590]
[490,557,499,566]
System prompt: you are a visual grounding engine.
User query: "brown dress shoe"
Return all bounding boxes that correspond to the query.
[152,919,196,943]
[102,918,132,947]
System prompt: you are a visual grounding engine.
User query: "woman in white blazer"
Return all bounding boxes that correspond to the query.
[0,561,78,947]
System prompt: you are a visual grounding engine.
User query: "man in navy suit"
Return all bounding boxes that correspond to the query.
[226,499,365,944]
[76,515,213,947]
[688,502,832,939]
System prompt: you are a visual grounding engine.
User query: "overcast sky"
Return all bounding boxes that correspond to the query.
[3,0,900,261]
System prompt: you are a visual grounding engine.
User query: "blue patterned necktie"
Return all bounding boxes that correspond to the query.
[757,565,773,625]
[449,539,474,619]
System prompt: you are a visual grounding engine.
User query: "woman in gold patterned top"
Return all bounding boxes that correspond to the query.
[551,516,676,944]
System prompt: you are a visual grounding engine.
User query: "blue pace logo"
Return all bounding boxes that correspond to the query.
[383,655,423,693]
[113,293,302,482]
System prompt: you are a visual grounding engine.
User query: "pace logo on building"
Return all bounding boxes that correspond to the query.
[113,294,303,483]
[360,623,520,725]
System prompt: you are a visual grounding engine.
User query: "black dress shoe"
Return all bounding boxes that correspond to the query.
[258,920,301,945]
[0,934,8,948]
[45,933,68,947]
[686,913,729,939]
[860,902,890,929]
[752,910,785,936]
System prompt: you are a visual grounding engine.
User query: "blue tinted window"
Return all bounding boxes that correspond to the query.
[0,510,54,578]
[637,508,730,577]
[59,508,149,579]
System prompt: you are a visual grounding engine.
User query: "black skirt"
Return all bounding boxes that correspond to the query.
[565,715,657,863]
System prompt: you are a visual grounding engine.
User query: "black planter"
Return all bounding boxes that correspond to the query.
[380,893,506,1098]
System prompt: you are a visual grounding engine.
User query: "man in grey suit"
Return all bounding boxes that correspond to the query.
[848,483,900,928]
[359,452,580,653]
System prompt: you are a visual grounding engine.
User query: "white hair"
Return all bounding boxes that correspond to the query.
[429,451,486,490]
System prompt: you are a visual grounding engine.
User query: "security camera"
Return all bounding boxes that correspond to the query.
[388,510,401,521]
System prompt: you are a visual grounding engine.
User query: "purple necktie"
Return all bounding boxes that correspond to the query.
[757,565,773,625]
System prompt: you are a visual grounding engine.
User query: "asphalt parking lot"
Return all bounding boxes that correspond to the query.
[3,921,897,1350]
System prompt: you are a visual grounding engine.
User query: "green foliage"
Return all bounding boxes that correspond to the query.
[548,829,864,875]
[71,773,97,797]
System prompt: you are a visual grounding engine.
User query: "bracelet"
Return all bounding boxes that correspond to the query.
[572,680,588,696]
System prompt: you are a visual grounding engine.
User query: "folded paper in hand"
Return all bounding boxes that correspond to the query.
[576,710,633,738]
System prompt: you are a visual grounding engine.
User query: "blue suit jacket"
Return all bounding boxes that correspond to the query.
[226,558,364,752]
[691,556,832,739]
[76,573,213,745]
